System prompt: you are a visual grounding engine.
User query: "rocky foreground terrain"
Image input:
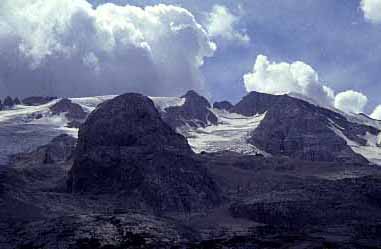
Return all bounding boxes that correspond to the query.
[1,91,381,248]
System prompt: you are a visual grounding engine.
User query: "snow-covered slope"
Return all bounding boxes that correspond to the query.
[1,93,381,166]
[0,96,115,165]
[185,110,267,155]
[0,101,69,165]
[149,96,185,112]
[330,124,381,165]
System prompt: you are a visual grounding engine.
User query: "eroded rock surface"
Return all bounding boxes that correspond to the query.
[68,93,222,213]
[213,100,233,111]
[22,96,57,106]
[162,90,218,129]
[50,98,88,121]
[10,134,77,165]
[1,92,381,249]
[232,91,379,163]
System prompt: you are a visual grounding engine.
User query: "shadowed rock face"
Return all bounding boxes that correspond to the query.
[50,98,87,120]
[11,134,77,165]
[232,91,379,163]
[13,97,21,105]
[68,93,221,213]
[2,92,381,248]
[22,96,57,106]
[230,176,380,228]
[213,101,233,111]
[3,96,14,107]
[162,90,218,129]
[231,92,280,116]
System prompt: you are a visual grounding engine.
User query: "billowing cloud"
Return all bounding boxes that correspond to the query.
[371,105,381,120]
[361,0,381,23]
[0,0,216,98]
[243,54,374,114]
[243,55,334,106]
[334,90,368,114]
[206,5,250,45]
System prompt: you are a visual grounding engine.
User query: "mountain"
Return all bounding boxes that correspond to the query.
[160,90,218,129]
[233,91,380,164]
[68,93,222,213]
[1,90,381,248]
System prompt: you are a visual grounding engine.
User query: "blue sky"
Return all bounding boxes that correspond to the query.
[0,0,380,115]
[88,0,380,112]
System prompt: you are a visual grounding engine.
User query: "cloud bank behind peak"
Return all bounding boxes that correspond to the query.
[361,0,381,24]
[244,55,377,115]
[0,0,216,98]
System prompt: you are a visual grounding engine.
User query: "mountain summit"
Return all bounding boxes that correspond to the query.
[68,93,222,213]
[1,90,381,248]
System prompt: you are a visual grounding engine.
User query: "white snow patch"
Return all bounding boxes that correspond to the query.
[149,97,186,112]
[70,95,116,112]
[330,123,381,166]
[0,100,59,123]
[185,110,268,155]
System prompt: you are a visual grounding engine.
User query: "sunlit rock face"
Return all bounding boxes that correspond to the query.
[68,93,222,213]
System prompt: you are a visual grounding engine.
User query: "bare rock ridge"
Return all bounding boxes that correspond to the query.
[213,100,233,111]
[3,96,14,107]
[22,96,57,106]
[10,134,77,166]
[1,91,381,248]
[232,91,380,163]
[0,96,21,110]
[50,98,87,120]
[162,90,218,129]
[67,93,222,213]
[49,98,88,128]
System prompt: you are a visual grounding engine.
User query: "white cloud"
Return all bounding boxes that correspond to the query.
[361,0,381,23]
[0,0,216,98]
[206,5,250,45]
[371,105,381,120]
[243,55,374,115]
[243,55,334,106]
[334,90,368,114]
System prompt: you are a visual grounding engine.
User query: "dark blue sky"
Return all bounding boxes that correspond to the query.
[90,0,380,112]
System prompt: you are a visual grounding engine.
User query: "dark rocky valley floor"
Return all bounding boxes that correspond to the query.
[1,92,381,249]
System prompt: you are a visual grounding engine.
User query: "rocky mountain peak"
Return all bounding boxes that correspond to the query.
[3,96,15,108]
[213,101,233,111]
[182,90,211,107]
[162,90,218,129]
[230,91,283,116]
[231,91,380,164]
[68,93,221,212]
[22,96,58,106]
[50,98,87,120]
[75,93,191,153]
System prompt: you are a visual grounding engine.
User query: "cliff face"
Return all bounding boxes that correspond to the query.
[162,90,218,129]
[232,91,379,163]
[2,91,381,248]
[67,93,221,213]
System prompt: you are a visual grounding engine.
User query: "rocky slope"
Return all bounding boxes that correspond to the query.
[161,90,218,129]
[232,91,381,164]
[1,91,381,248]
[213,100,233,111]
[68,93,222,213]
